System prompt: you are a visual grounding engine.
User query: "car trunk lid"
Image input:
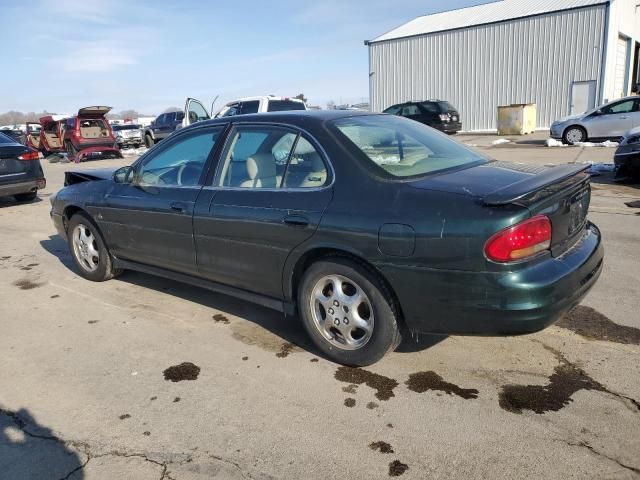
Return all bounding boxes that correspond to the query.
[0,143,31,181]
[78,106,112,118]
[408,160,592,255]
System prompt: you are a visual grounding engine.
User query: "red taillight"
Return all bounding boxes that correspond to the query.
[485,215,552,262]
[18,150,39,161]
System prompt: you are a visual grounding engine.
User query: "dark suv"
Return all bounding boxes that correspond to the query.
[384,100,461,134]
[143,111,185,147]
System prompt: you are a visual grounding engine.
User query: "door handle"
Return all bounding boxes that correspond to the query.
[170,202,187,213]
[283,215,309,227]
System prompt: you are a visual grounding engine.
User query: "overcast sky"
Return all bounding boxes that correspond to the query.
[0,0,491,115]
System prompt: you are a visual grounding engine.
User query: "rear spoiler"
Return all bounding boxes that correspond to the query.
[483,164,590,206]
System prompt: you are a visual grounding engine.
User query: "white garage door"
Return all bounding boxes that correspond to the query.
[614,36,629,98]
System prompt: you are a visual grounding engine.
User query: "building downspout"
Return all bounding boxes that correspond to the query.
[598,1,611,105]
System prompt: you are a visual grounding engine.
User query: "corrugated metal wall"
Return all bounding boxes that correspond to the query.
[369,5,607,131]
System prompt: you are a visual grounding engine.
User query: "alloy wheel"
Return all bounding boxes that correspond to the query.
[310,274,375,350]
[565,127,585,144]
[72,224,99,272]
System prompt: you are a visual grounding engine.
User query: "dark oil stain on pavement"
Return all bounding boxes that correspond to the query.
[344,398,356,407]
[335,367,398,401]
[406,371,479,399]
[213,313,230,324]
[557,306,640,345]
[366,402,379,409]
[276,342,296,358]
[163,362,201,382]
[389,460,409,477]
[50,294,60,299]
[150,396,157,401]
[88,320,99,325]
[310,358,319,363]
[119,414,131,420]
[13,279,43,290]
[242,356,249,361]
[143,431,151,436]
[499,362,606,414]
[342,384,358,394]
[369,441,394,454]
[173,397,181,403]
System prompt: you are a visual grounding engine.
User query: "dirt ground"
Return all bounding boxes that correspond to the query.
[0,136,639,479]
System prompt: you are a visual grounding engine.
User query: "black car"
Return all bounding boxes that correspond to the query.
[384,100,462,133]
[614,128,640,178]
[0,132,46,202]
[50,111,602,366]
[143,111,185,148]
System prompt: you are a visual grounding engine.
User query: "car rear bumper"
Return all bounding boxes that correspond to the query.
[376,222,603,335]
[51,211,66,238]
[0,178,46,197]
[75,146,122,162]
[434,122,462,133]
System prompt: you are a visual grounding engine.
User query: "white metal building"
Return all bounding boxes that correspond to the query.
[367,0,640,131]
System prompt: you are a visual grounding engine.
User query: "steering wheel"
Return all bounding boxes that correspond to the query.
[177,161,201,186]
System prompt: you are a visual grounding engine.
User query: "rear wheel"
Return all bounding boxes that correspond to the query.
[14,191,37,202]
[563,126,587,145]
[67,212,122,282]
[145,134,154,148]
[298,257,401,366]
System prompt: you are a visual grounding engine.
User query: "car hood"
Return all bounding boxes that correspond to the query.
[64,167,117,186]
[407,160,588,205]
[554,113,584,123]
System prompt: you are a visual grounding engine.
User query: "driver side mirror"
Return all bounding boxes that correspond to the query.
[113,166,134,184]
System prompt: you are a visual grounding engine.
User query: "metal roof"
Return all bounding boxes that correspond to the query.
[370,0,608,43]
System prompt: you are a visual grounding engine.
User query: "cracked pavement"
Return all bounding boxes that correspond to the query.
[0,140,639,479]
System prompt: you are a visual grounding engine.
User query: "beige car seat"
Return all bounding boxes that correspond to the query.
[284,153,327,188]
[240,153,279,188]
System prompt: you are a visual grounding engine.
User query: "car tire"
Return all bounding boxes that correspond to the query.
[67,212,122,282]
[145,134,154,148]
[562,126,587,145]
[14,191,37,202]
[298,257,401,366]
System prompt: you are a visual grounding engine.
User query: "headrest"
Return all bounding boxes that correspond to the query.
[246,153,276,180]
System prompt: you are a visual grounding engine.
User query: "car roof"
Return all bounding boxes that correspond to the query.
[191,110,382,129]
[224,96,306,105]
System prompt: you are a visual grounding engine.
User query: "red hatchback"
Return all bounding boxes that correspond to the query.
[61,106,122,162]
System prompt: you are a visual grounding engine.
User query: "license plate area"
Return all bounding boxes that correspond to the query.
[568,186,590,235]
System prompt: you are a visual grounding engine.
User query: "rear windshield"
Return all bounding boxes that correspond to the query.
[330,115,484,178]
[0,132,17,144]
[267,100,306,112]
[112,124,140,131]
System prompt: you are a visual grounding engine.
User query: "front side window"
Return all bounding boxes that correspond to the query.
[331,115,484,178]
[383,105,401,115]
[603,100,635,114]
[240,101,260,115]
[217,126,327,189]
[135,128,223,187]
[266,100,305,112]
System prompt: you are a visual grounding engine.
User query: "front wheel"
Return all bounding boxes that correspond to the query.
[563,126,587,145]
[298,258,401,366]
[145,134,154,148]
[67,212,122,282]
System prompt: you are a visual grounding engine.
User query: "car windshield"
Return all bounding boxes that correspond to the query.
[112,124,140,131]
[331,115,484,178]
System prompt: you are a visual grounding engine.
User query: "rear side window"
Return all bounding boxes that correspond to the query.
[240,101,260,114]
[216,127,326,189]
[331,115,484,178]
[436,101,455,112]
[401,105,420,116]
[420,102,439,113]
[267,100,305,112]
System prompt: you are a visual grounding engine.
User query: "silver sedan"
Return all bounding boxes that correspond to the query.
[550,96,640,144]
